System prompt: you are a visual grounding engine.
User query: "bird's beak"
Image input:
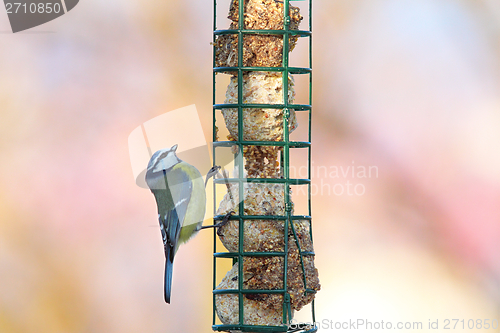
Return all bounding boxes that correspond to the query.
[171,144,178,152]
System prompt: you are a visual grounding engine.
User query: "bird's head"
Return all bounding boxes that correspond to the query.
[146,144,181,175]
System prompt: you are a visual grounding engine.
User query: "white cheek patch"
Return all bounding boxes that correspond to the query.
[152,160,166,173]
[151,153,180,173]
[148,151,168,171]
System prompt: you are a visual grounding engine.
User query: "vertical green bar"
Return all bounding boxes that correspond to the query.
[309,0,316,328]
[237,1,245,327]
[282,0,291,326]
[308,0,313,231]
[212,0,217,328]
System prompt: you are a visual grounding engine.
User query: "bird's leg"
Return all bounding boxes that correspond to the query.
[205,165,222,187]
[200,211,235,230]
[216,211,235,237]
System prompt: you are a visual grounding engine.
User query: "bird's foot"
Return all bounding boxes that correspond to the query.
[205,165,222,187]
[215,211,235,228]
[200,211,235,232]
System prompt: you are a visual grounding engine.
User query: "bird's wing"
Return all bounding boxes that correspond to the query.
[153,175,190,259]
[165,166,193,230]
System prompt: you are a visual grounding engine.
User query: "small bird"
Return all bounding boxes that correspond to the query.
[145,144,224,303]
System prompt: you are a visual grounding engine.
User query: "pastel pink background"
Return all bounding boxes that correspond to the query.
[0,0,498,332]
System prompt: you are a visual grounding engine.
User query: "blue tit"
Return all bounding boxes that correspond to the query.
[145,144,207,304]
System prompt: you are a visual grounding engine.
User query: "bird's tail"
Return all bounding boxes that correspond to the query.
[164,247,174,304]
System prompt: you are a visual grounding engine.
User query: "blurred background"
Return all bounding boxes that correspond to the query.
[0,0,499,332]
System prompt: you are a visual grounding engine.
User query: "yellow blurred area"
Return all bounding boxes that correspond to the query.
[0,0,499,332]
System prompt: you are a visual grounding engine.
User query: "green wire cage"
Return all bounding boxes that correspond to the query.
[212,0,317,332]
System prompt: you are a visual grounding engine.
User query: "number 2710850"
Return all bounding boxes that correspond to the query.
[5,3,62,14]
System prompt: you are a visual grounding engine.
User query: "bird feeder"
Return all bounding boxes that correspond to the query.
[212,0,318,332]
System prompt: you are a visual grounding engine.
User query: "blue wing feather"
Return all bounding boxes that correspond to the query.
[165,167,192,231]
[164,247,173,303]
